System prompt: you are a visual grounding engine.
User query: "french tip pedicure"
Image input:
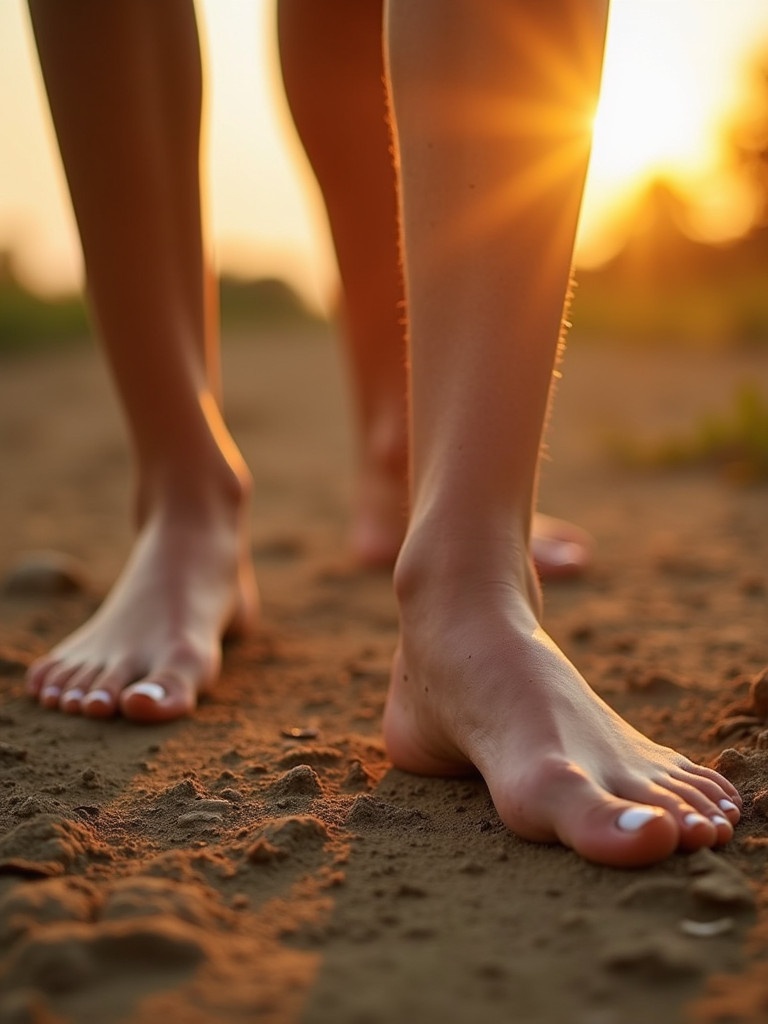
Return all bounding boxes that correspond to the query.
[128,682,166,702]
[617,807,664,832]
[683,812,710,829]
[61,689,84,703]
[719,799,739,813]
[711,815,731,827]
[82,690,112,705]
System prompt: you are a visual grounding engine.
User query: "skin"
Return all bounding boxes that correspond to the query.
[24,0,742,866]
[25,0,256,722]
[383,0,741,867]
[278,0,591,579]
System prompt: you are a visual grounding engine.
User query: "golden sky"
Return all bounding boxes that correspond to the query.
[0,1,767,310]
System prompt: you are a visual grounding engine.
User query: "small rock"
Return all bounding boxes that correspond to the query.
[679,917,735,938]
[176,811,223,827]
[192,798,231,813]
[281,726,318,740]
[3,552,90,597]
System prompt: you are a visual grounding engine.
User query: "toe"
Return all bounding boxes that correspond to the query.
[622,780,720,852]
[26,657,53,697]
[38,663,81,710]
[564,795,679,869]
[120,675,197,723]
[686,763,742,806]
[531,514,592,582]
[501,763,679,868]
[78,663,135,719]
[667,770,741,826]
[59,686,86,714]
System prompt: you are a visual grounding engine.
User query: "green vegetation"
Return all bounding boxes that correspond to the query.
[0,264,323,356]
[0,276,89,354]
[614,383,768,483]
[219,275,323,330]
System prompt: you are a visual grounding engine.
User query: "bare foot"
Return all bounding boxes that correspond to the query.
[26,473,256,723]
[384,558,741,868]
[352,457,591,580]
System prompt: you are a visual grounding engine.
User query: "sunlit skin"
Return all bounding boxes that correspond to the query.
[23,0,744,869]
[383,0,741,869]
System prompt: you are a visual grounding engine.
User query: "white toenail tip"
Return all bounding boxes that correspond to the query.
[711,815,730,827]
[547,542,583,566]
[41,688,61,700]
[129,682,166,702]
[684,812,709,829]
[62,689,84,703]
[719,799,739,813]
[617,807,663,832]
[83,691,111,705]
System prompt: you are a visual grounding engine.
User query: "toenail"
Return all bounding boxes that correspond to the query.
[547,541,583,566]
[82,690,112,706]
[683,812,710,829]
[41,687,61,702]
[719,799,739,813]
[617,807,664,832]
[128,682,166,702]
[61,688,84,703]
[711,815,730,827]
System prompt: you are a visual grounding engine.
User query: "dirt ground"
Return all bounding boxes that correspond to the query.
[1,325,768,1024]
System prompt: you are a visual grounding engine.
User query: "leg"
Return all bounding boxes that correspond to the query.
[278,0,409,568]
[384,0,740,867]
[277,0,590,578]
[25,0,256,722]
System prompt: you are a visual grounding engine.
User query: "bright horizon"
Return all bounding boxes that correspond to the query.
[1,1,767,311]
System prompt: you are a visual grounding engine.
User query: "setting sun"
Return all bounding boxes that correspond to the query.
[577,1,768,264]
[1,1,768,300]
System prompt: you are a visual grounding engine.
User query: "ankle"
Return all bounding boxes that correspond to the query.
[137,449,252,527]
[393,514,542,621]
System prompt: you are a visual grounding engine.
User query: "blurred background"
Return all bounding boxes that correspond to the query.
[1,0,768,348]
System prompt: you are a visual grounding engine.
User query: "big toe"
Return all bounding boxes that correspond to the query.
[566,800,680,868]
[119,677,197,723]
[508,767,681,868]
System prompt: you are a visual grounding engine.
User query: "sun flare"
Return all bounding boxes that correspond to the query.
[577,1,768,264]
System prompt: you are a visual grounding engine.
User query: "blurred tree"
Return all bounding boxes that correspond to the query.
[728,54,768,229]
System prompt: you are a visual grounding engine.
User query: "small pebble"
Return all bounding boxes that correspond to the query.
[281,726,318,740]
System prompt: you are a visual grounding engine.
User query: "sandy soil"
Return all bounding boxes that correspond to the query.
[1,325,768,1024]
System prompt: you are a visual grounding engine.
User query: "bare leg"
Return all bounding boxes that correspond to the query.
[277,0,590,578]
[384,0,740,867]
[25,0,256,722]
